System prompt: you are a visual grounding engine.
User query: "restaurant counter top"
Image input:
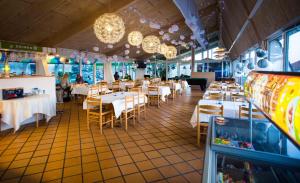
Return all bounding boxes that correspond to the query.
[0,75,56,130]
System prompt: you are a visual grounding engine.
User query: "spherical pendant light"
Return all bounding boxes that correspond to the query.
[142,35,160,53]
[128,31,143,46]
[93,13,125,44]
[158,43,168,55]
[164,46,177,59]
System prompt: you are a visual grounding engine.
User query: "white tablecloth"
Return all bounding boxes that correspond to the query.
[0,94,56,131]
[190,99,246,128]
[143,86,171,102]
[120,81,135,90]
[71,84,111,95]
[83,92,147,118]
[181,81,189,90]
[170,83,182,92]
[203,90,244,101]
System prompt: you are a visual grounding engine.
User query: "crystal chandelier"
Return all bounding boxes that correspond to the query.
[93,13,125,44]
[158,43,168,55]
[142,35,161,53]
[164,46,177,59]
[128,31,143,46]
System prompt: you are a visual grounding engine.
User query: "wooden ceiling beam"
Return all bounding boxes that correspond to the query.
[198,2,219,18]
[38,0,136,47]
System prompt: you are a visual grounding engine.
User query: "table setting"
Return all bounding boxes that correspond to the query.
[83,92,147,118]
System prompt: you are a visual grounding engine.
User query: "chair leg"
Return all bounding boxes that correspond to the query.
[87,112,89,130]
[197,122,200,145]
[133,111,136,126]
[100,115,103,135]
[111,114,114,129]
[144,107,146,119]
[125,113,128,131]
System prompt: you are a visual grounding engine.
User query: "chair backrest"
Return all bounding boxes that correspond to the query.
[205,92,224,100]
[228,86,240,92]
[148,86,159,95]
[99,83,108,94]
[239,106,265,119]
[130,87,142,93]
[124,96,135,111]
[231,93,245,102]
[88,85,99,97]
[86,96,102,113]
[209,85,222,90]
[112,82,120,89]
[197,104,223,122]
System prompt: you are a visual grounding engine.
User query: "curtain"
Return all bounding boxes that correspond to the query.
[104,62,115,83]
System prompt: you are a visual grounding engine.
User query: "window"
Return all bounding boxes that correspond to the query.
[64,64,79,83]
[268,36,284,71]
[168,63,178,79]
[6,62,36,75]
[287,27,300,72]
[180,64,191,76]
[95,63,104,82]
[82,64,94,84]
[48,64,64,84]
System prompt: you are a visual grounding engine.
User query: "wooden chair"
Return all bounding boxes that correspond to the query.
[205,92,224,100]
[197,105,224,145]
[147,86,160,107]
[130,89,146,121]
[228,86,241,92]
[231,93,245,102]
[120,96,136,131]
[86,96,114,134]
[112,82,120,92]
[170,82,178,99]
[209,85,222,91]
[88,85,100,98]
[239,106,265,119]
[99,83,108,95]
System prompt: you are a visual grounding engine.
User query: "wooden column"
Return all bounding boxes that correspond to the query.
[191,48,195,72]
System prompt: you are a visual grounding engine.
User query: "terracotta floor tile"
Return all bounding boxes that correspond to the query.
[178,152,197,161]
[24,164,46,175]
[105,176,124,183]
[9,159,30,169]
[158,148,175,156]
[151,157,170,168]
[102,167,121,180]
[2,167,26,180]
[82,154,98,164]
[145,150,162,159]
[136,160,155,171]
[29,156,48,165]
[119,164,139,175]
[173,162,194,174]
[165,154,184,164]
[141,169,164,182]
[131,153,148,162]
[116,155,133,166]
[82,161,100,173]
[112,149,129,157]
[64,157,81,167]
[62,174,82,183]
[100,158,117,169]
[20,173,42,183]
[183,171,202,183]
[48,153,65,162]
[42,169,63,182]
[187,159,203,170]
[124,173,145,183]
[167,175,189,183]
[158,165,180,178]
[83,170,102,183]
[98,151,114,160]
[45,160,64,171]
[15,152,33,160]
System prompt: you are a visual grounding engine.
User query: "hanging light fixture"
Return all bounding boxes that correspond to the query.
[158,43,168,55]
[128,31,143,46]
[93,13,125,44]
[142,35,160,53]
[164,46,177,59]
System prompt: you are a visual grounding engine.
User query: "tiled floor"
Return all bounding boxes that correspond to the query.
[0,89,204,183]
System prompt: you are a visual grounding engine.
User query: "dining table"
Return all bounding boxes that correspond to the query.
[190,99,251,128]
[0,94,56,131]
[143,85,171,102]
[71,84,111,95]
[83,92,147,118]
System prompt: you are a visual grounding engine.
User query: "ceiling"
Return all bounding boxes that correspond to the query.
[0,0,219,60]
